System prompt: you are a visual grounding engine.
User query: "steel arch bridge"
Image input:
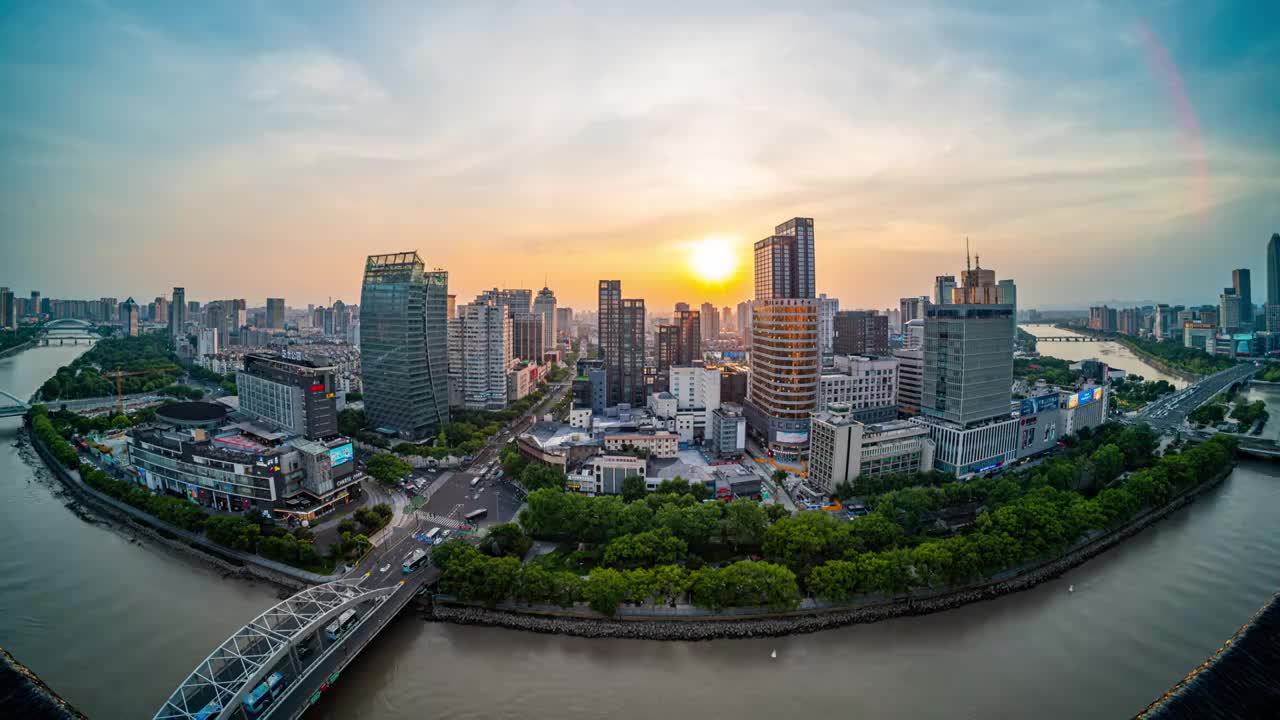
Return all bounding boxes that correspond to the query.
[154,576,400,720]
[44,318,95,329]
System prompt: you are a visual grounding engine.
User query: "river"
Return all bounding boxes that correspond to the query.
[1022,324,1188,388]
[2,340,1279,719]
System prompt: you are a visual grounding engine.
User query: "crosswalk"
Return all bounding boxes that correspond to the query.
[419,513,464,530]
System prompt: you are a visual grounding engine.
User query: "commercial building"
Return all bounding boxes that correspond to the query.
[894,348,924,417]
[266,298,285,329]
[1183,323,1217,351]
[586,455,648,495]
[1218,292,1241,334]
[197,328,219,357]
[674,310,701,365]
[1117,307,1141,336]
[0,287,14,329]
[922,304,1015,426]
[533,286,557,353]
[1266,304,1280,334]
[507,362,540,403]
[818,355,898,423]
[900,296,929,323]
[359,252,450,440]
[832,310,888,356]
[599,281,646,407]
[808,407,935,493]
[903,318,925,350]
[1233,269,1254,330]
[719,364,748,404]
[129,405,359,520]
[747,218,820,454]
[933,276,957,306]
[236,354,339,440]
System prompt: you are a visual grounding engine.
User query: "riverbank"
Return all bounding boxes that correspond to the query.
[1048,325,1204,382]
[25,423,334,592]
[1137,590,1280,718]
[0,648,88,720]
[0,340,36,359]
[428,462,1235,640]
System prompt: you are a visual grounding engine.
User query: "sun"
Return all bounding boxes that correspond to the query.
[687,236,739,283]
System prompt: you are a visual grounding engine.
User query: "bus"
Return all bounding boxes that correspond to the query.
[326,609,359,641]
[403,548,430,574]
[464,508,488,523]
[192,700,222,720]
[424,527,441,542]
[242,672,290,717]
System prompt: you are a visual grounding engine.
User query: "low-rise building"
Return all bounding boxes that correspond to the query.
[819,355,898,422]
[809,406,935,493]
[710,403,747,458]
[603,431,678,459]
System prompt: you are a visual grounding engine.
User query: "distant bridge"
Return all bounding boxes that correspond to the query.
[44,318,95,329]
[155,566,432,720]
[1033,336,1105,342]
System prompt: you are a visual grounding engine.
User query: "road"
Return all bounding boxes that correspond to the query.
[1132,363,1258,432]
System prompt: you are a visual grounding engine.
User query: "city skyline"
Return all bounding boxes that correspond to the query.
[3,3,1278,310]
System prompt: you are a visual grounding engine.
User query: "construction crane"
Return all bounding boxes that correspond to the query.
[101,366,178,415]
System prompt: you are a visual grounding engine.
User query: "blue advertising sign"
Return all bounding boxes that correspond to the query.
[1070,387,1104,409]
[1020,393,1060,416]
[329,442,354,467]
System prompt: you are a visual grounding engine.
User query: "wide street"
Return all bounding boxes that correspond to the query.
[1132,362,1258,432]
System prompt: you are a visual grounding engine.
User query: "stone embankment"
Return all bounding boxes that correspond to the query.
[0,648,88,719]
[430,464,1234,640]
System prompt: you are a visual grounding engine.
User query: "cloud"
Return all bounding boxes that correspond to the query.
[243,51,385,116]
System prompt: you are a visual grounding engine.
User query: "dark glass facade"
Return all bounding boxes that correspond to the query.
[359,252,450,440]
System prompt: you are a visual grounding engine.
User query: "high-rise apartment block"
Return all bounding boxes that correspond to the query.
[598,281,646,407]
[533,286,557,353]
[359,252,450,440]
[266,298,285,329]
[0,287,15,329]
[818,294,839,357]
[1089,306,1118,332]
[700,302,719,345]
[170,287,186,339]
[832,310,888,356]
[119,297,140,337]
[753,217,815,301]
[451,300,513,410]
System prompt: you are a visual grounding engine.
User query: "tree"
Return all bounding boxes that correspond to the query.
[722,499,768,551]
[845,512,905,553]
[621,474,648,503]
[691,561,800,611]
[771,468,789,485]
[832,480,857,502]
[1090,444,1125,485]
[655,501,722,552]
[521,462,567,492]
[479,522,533,559]
[110,414,132,430]
[583,568,629,616]
[365,452,412,486]
[650,565,693,606]
[603,527,687,569]
[763,512,846,579]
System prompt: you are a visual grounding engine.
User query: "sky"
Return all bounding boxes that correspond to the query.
[2,0,1278,313]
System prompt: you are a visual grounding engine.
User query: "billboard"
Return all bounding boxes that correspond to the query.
[775,430,809,445]
[329,442,354,467]
[1020,394,1060,416]
[1068,387,1104,409]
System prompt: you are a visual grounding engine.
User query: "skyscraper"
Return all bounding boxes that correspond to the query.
[512,312,545,362]
[29,291,40,319]
[900,296,930,323]
[119,297,140,337]
[533,286,557,353]
[599,281,646,406]
[818,294,839,357]
[266,298,285,329]
[753,217,815,300]
[656,325,678,378]
[933,275,957,305]
[747,217,820,455]
[1232,269,1253,329]
[674,310,701,366]
[359,252,450,440]
[0,287,14,329]
[1268,233,1280,306]
[169,287,186,339]
[700,302,719,343]
[736,300,752,339]
[921,303,1014,426]
[1219,291,1241,333]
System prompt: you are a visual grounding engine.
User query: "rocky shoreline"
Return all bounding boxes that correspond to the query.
[0,648,88,720]
[428,464,1234,640]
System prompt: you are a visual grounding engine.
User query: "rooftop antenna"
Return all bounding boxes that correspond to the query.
[965,237,971,272]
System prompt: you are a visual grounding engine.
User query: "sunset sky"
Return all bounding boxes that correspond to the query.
[2,1,1278,312]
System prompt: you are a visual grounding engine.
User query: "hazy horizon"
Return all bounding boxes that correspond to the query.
[3,1,1278,311]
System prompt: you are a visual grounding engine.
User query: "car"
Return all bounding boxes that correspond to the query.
[441,529,452,539]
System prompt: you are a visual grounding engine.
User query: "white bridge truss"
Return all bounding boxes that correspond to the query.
[154,576,397,720]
